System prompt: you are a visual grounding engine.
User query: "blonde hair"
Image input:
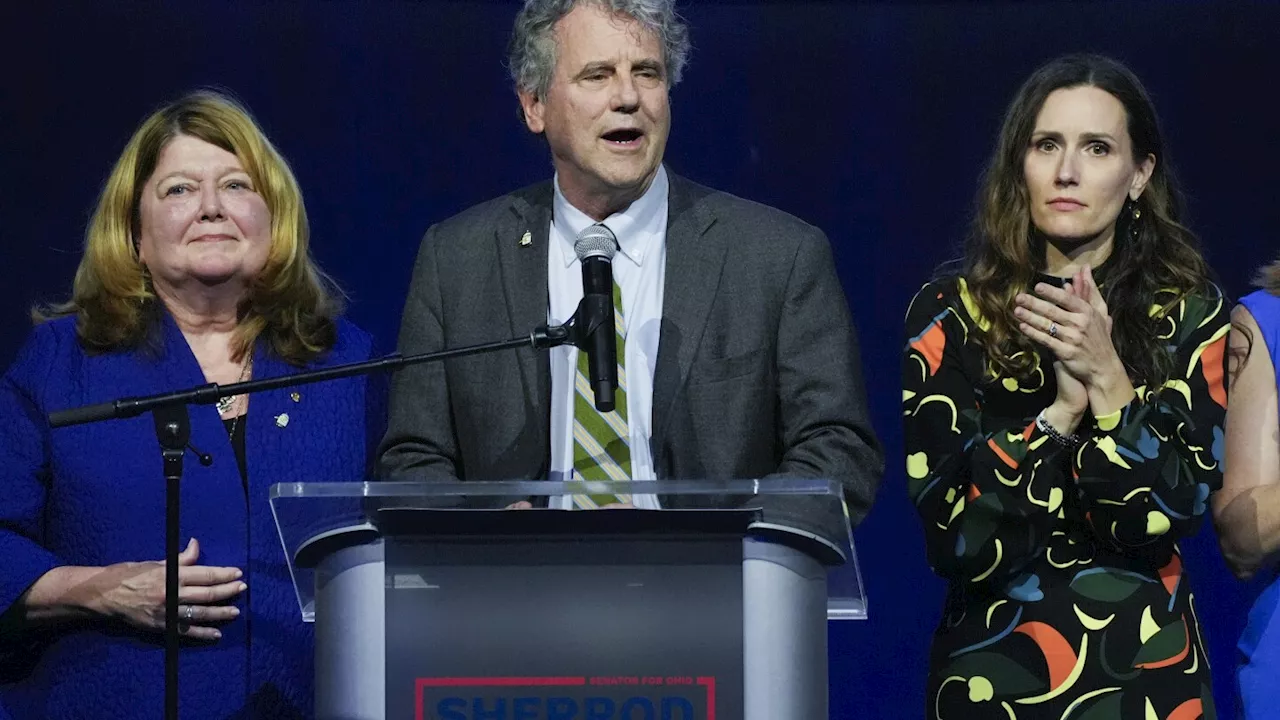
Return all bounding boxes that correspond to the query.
[38,89,342,365]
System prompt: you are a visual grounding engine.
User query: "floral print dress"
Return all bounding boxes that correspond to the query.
[902,275,1229,720]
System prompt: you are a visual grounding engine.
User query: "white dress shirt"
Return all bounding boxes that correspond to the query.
[546,166,669,509]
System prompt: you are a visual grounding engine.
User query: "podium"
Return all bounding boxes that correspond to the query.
[270,478,866,720]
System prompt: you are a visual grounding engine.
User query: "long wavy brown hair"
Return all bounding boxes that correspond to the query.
[36,90,343,365]
[963,54,1211,385]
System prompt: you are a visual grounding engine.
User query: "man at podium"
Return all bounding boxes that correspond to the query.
[378,0,883,525]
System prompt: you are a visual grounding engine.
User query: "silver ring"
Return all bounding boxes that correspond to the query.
[1048,322,1058,338]
[183,605,194,622]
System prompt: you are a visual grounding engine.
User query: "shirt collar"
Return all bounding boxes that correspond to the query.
[552,165,669,268]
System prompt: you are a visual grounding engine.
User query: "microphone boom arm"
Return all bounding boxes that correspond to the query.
[50,324,577,429]
[44,314,580,720]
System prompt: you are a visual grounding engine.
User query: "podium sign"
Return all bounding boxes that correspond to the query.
[388,529,743,719]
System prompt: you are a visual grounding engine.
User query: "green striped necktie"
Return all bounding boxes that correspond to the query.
[572,229,631,508]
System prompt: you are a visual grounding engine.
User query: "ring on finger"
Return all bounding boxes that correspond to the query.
[1048,322,1059,338]
[183,605,195,622]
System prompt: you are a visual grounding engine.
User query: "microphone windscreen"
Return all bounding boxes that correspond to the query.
[574,224,617,261]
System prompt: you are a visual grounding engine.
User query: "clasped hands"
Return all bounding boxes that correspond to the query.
[1014,265,1136,432]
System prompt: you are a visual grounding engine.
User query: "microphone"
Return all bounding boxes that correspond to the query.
[186,442,214,467]
[574,224,618,412]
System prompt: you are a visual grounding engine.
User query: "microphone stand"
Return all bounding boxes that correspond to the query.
[47,317,585,720]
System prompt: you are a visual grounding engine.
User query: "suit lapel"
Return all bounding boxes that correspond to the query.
[494,183,553,417]
[651,174,722,452]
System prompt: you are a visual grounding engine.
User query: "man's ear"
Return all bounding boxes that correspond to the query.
[518,89,546,134]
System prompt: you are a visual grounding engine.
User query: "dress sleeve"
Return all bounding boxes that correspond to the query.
[903,280,1069,586]
[1073,287,1230,549]
[0,325,67,623]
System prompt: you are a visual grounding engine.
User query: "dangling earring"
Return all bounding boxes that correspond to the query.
[1128,198,1142,244]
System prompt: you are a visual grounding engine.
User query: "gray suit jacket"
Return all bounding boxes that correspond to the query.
[378,173,883,525]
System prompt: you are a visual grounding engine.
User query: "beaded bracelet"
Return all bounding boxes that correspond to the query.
[1035,409,1083,449]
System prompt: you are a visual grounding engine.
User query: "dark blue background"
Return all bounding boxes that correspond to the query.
[4,1,1278,716]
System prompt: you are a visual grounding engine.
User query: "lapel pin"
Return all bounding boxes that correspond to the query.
[519,231,532,247]
[290,392,301,403]
[275,413,290,428]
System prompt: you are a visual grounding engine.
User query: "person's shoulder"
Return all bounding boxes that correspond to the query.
[907,274,964,315]
[425,181,553,247]
[914,274,964,298]
[324,317,375,364]
[1236,289,1280,356]
[1147,283,1231,351]
[1156,282,1230,324]
[1237,287,1280,325]
[677,175,822,241]
[30,315,79,341]
[904,272,996,342]
[18,316,81,363]
[4,316,82,396]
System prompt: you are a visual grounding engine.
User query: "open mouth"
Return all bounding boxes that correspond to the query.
[602,129,644,145]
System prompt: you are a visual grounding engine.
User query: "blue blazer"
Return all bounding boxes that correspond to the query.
[0,314,379,719]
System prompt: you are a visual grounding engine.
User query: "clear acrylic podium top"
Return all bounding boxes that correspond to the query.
[269,477,866,623]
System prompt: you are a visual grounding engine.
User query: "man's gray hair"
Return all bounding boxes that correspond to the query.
[508,0,691,100]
